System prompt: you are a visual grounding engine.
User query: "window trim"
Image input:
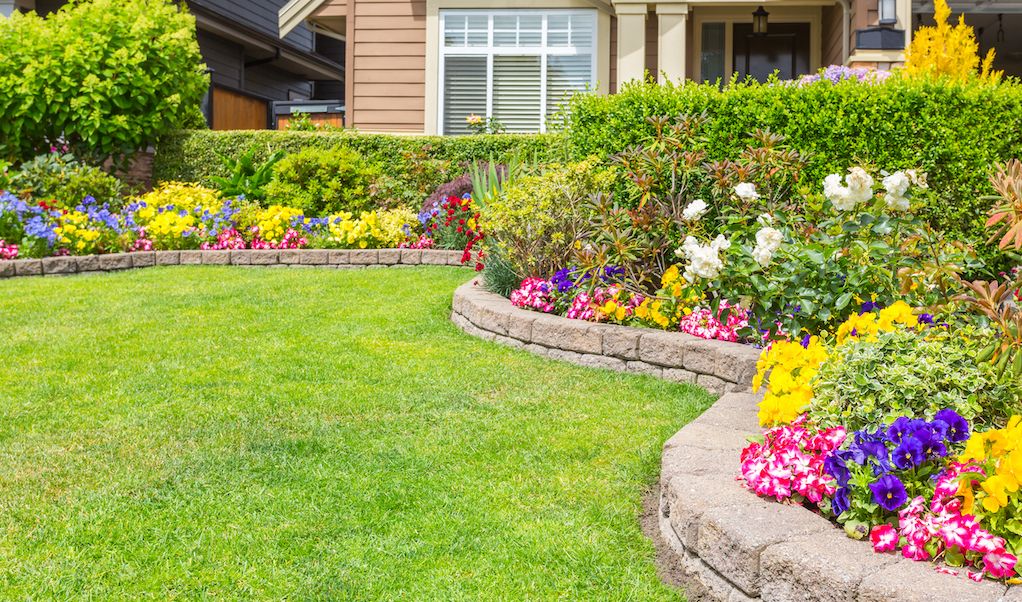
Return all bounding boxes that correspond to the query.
[438,8,597,135]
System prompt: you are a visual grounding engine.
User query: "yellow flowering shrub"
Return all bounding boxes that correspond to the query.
[960,417,1022,516]
[135,182,222,215]
[835,301,918,345]
[251,205,303,244]
[754,337,829,427]
[326,208,417,249]
[633,264,699,330]
[904,0,1001,82]
[54,210,104,254]
[145,209,198,250]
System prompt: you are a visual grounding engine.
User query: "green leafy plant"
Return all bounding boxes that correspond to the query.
[0,0,207,163]
[10,152,123,209]
[264,147,379,215]
[209,148,285,202]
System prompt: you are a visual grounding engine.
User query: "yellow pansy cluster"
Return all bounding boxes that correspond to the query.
[136,182,222,215]
[54,210,103,254]
[960,416,1022,514]
[835,300,918,344]
[754,337,830,426]
[326,208,417,249]
[634,265,699,329]
[146,210,197,246]
[253,205,303,243]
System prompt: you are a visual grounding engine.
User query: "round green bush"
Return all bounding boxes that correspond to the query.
[264,147,379,215]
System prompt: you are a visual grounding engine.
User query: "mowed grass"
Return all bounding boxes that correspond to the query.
[0,266,711,600]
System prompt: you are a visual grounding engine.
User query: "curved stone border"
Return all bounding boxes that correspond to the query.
[450,279,1016,600]
[450,279,760,395]
[0,249,469,279]
[658,392,1014,602]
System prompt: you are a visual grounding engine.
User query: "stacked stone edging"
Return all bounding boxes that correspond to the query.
[450,279,759,395]
[0,249,468,279]
[659,393,1017,602]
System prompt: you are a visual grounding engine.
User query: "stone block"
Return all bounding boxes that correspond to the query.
[468,301,511,336]
[178,250,203,265]
[201,251,231,265]
[249,250,279,265]
[626,361,663,378]
[154,252,179,266]
[41,256,76,275]
[664,472,762,551]
[639,330,696,367]
[760,533,899,602]
[547,348,582,364]
[446,250,466,266]
[421,250,448,265]
[577,353,627,372]
[663,368,697,384]
[697,500,833,596]
[378,249,400,265]
[299,249,330,265]
[230,250,253,265]
[857,558,1007,602]
[696,397,761,433]
[13,259,42,276]
[350,249,379,265]
[129,251,156,268]
[278,249,302,265]
[596,324,642,360]
[99,253,132,271]
[508,312,536,342]
[530,315,603,354]
[661,444,735,478]
[684,339,762,387]
[0,260,13,278]
[331,248,355,263]
[399,249,422,264]
[523,343,550,357]
[665,422,756,453]
[696,373,729,396]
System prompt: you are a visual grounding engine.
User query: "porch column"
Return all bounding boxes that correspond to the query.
[656,3,688,83]
[0,0,15,17]
[616,4,648,84]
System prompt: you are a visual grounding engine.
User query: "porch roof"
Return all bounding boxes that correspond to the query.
[279,0,331,38]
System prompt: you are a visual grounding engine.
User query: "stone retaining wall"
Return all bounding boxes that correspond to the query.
[450,279,760,395]
[0,249,468,279]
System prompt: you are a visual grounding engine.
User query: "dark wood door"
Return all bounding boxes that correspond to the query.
[733,23,811,82]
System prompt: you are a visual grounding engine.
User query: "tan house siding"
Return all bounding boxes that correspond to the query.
[821,4,843,67]
[345,0,427,131]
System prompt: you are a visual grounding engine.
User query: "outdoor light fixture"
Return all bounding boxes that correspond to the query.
[752,5,769,35]
[878,0,897,26]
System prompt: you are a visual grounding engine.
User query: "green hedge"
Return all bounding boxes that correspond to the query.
[154,130,564,186]
[565,76,1022,249]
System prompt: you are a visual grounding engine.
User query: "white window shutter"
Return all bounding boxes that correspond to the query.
[443,56,487,135]
[492,55,542,133]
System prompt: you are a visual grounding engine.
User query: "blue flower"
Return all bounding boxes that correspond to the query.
[832,486,850,516]
[917,313,934,325]
[869,474,907,512]
[886,417,924,445]
[824,451,851,487]
[913,427,947,459]
[892,436,925,470]
[934,409,969,443]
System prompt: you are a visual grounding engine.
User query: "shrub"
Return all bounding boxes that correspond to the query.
[209,149,285,202]
[264,147,378,215]
[10,153,124,210]
[0,0,207,162]
[423,173,473,214]
[565,76,1022,255]
[483,158,617,280]
[153,130,563,199]
[904,0,999,81]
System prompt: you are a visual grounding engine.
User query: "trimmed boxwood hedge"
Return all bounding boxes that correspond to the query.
[153,130,564,186]
[565,76,1022,251]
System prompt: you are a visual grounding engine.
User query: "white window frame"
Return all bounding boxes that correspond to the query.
[438,9,597,135]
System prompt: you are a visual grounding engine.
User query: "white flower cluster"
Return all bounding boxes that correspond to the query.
[753,226,784,267]
[734,182,760,202]
[823,167,874,211]
[682,199,708,221]
[678,234,730,281]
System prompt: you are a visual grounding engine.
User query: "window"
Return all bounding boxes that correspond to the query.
[700,22,726,84]
[440,10,596,134]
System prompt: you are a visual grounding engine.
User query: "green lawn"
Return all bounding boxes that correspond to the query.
[0,266,710,600]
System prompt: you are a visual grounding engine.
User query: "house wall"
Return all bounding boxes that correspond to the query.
[821,3,843,66]
[192,0,316,51]
[196,29,314,101]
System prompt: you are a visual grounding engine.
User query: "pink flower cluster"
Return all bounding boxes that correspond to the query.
[868,462,1017,580]
[566,291,595,320]
[250,228,308,250]
[399,234,435,249]
[510,278,555,313]
[740,415,846,503]
[678,301,749,342]
[0,239,18,260]
[200,228,246,251]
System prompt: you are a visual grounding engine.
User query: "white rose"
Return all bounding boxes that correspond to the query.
[710,234,731,252]
[682,199,709,221]
[845,167,874,203]
[757,213,774,226]
[752,245,775,267]
[882,171,910,199]
[734,182,760,202]
[755,226,783,252]
[823,173,853,210]
[905,169,928,189]
[886,194,910,212]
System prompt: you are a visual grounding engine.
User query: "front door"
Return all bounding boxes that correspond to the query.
[733,23,810,82]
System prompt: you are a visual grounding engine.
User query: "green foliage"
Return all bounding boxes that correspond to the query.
[264,147,379,215]
[10,153,123,209]
[565,76,1022,256]
[484,158,617,279]
[153,130,564,209]
[0,0,208,163]
[480,246,521,297]
[810,328,1021,432]
[209,148,285,202]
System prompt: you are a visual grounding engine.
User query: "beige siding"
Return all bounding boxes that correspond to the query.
[821,4,843,67]
[349,0,428,132]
